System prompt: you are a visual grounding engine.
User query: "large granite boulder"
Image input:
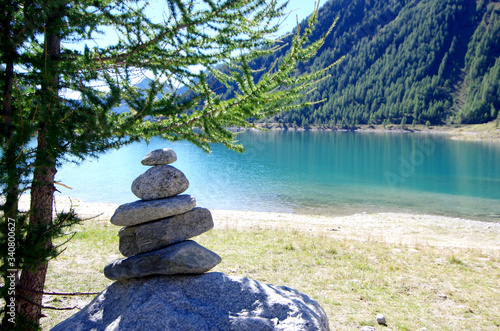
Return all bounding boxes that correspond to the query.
[51,272,330,331]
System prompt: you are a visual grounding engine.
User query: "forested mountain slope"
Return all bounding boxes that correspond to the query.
[235,0,500,128]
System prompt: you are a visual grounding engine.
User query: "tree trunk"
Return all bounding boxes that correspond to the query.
[17,3,62,324]
[17,136,56,322]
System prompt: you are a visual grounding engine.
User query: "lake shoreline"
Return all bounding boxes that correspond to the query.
[234,120,500,143]
[18,195,500,251]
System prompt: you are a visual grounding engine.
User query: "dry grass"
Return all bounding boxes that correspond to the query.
[448,120,500,142]
[200,228,500,330]
[39,216,500,330]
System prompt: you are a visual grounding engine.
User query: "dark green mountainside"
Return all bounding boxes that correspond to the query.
[224,0,500,128]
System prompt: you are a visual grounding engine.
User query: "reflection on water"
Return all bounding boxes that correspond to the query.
[56,131,500,222]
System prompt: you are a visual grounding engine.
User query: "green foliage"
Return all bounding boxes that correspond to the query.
[0,209,81,272]
[245,0,500,127]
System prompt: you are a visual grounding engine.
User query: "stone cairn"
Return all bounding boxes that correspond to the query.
[103,148,221,281]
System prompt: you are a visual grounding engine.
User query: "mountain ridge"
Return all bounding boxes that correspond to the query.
[244,0,500,128]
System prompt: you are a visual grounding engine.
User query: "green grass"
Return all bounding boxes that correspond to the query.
[40,219,500,330]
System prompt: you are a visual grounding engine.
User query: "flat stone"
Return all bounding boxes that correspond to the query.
[103,240,221,280]
[131,165,189,200]
[51,272,330,331]
[119,208,214,257]
[141,148,177,166]
[110,195,196,226]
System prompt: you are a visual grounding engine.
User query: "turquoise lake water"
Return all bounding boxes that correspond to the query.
[56,131,500,222]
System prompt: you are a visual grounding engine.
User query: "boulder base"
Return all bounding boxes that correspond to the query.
[51,272,329,331]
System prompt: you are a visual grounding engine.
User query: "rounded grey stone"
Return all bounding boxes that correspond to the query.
[376,313,387,325]
[110,195,196,226]
[51,272,330,331]
[141,148,177,166]
[131,165,189,200]
[119,208,214,257]
[103,240,221,280]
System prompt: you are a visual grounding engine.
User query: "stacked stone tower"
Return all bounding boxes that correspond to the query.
[52,147,330,331]
[103,148,221,281]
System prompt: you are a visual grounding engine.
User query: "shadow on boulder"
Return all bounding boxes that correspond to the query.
[51,272,329,331]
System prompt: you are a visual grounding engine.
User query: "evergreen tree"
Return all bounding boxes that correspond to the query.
[0,0,334,328]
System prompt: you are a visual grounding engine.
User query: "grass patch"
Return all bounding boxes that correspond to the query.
[40,219,500,330]
[448,254,465,266]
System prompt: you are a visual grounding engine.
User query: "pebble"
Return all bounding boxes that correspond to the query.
[376,313,387,325]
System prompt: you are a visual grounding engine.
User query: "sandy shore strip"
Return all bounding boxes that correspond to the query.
[212,210,500,251]
[17,195,500,251]
[15,195,120,221]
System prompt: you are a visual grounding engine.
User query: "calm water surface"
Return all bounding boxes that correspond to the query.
[56,131,500,222]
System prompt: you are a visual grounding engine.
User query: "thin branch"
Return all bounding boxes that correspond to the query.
[18,294,80,311]
[19,286,100,296]
[99,0,245,63]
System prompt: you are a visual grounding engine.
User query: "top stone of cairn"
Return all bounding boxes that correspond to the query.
[141,148,177,166]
